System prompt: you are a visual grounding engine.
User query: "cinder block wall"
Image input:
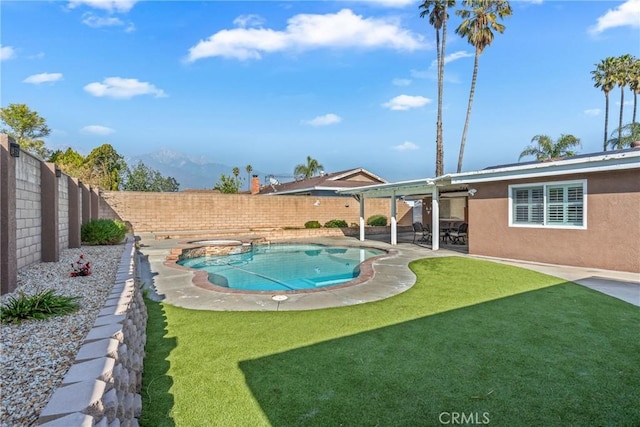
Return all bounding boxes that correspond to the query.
[58,174,70,249]
[100,191,412,232]
[15,152,42,269]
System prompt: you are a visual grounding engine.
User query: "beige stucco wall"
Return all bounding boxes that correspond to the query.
[469,169,640,273]
[99,191,412,232]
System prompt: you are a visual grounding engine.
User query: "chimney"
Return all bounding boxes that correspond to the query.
[251,175,260,195]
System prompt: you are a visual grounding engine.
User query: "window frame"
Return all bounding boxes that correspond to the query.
[508,179,587,229]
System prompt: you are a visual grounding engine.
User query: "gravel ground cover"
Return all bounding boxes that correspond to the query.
[0,244,124,427]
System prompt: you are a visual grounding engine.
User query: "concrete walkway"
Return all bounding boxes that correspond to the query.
[136,233,639,311]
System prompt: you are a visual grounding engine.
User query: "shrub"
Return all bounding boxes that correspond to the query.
[324,219,348,228]
[81,219,127,245]
[367,215,388,226]
[304,220,322,229]
[0,290,80,324]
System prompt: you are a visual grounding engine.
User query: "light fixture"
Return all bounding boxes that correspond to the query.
[425,205,432,215]
[345,203,350,208]
[55,166,62,178]
[468,188,477,196]
[313,200,320,207]
[9,142,20,157]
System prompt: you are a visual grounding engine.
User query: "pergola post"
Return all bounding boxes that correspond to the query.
[359,196,365,242]
[390,191,397,245]
[432,186,440,250]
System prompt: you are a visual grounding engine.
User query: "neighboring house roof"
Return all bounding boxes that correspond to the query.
[337,148,640,198]
[257,167,387,195]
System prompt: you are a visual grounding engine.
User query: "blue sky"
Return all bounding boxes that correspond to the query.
[2,0,639,182]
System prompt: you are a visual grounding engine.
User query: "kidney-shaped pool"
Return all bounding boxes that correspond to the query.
[177,243,386,292]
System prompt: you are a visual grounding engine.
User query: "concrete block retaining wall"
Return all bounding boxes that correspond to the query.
[38,237,147,426]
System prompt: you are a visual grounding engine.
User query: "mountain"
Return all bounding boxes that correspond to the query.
[128,149,264,191]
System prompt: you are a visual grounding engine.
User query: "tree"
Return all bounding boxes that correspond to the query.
[591,57,618,150]
[0,103,51,158]
[420,0,456,177]
[232,167,240,186]
[294,156,324,180]
[519,134,581,161]
[49,147,86,178]
[213,173,241,194]
[84,144,126,190]
[245,164,253,191]
[628,57,640,125]
[613,54,634,145]
[606,122,640,150]
[455,0,512,173]
[121,161,180,192]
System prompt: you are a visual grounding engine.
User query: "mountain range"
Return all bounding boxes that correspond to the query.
[128,149,267,191]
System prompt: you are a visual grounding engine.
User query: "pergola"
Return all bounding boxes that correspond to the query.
[336,175,469,249]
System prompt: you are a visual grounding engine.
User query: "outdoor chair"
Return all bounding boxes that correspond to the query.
[412,222,431,243]
[449,222,468,244]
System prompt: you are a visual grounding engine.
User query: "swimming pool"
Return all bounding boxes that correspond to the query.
[177,243,386,292]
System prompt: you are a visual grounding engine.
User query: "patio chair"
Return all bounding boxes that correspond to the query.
[449,222,468,244]
[412,222,431,243]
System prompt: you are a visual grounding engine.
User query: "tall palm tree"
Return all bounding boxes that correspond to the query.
[591,57,617,151]
[519,134,581,161]
[294,156,324,180]
[628,57,640,125]
[245,164,253,191]
[455,0,512,173]
[232,167,240,186]
[607,122,640,150]
[420,0,455,177]
[613,54,634,144]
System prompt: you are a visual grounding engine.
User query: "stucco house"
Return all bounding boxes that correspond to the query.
[252,167,387,196]
[339,147,640,273]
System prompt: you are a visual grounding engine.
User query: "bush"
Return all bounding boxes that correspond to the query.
[81,219,127,245]
[0,290,80,324]
[304,220,322,229]
[367,215,388,226]
[324,219,348,228]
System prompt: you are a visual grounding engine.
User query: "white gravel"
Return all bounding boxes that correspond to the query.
[0,244,125,427]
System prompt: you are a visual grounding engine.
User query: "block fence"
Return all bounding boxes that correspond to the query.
[1,135,98,294]
[38,237,147,427]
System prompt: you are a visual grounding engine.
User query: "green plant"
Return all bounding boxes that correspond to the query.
[304,220,321,229]
[81,219,127,245]
[0,290,80,324]
[324,219,348,228]
[70,254,91,277]
[367,215,388,226]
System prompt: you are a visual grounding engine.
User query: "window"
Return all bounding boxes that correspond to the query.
[510,180,586,228]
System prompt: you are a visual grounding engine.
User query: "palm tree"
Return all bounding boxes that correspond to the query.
[591,57,618,150]
[245,164,253,191]
[455,0,513,173]
[628,57,640,124]
[294,156,324,180]
[519,134,581,161]
[232,167,240,186]
[606,122,640,150]
[420,0,455,177]
[613,54,634,144]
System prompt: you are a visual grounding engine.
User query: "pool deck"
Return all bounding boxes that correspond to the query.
[136,232,639,311]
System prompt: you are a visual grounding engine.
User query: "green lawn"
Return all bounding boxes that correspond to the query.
[141,257,640,427]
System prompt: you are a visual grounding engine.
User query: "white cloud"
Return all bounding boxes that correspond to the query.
[410,68,430,79]
[67,0,137,13]
[392,78,412,86]
[359,0,416,7]
[383,94,430,111]
[584,109,600,116]
[84,77,167,99]
[304,113,342,127]
[23,72,63,84]
[589,0,640,35]
[1,45,16,61]
[429,50,474,69]
[82,13,124,28]
[233,14,266,28]
[186,8,426,62]
[393,141,419,151]
[81,125,115,135]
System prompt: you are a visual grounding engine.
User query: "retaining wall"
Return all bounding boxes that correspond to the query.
[38,237,147,427]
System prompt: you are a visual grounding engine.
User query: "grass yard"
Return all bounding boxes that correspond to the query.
[141,257,640,427]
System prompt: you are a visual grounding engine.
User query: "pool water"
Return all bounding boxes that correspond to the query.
[178,243,386,291]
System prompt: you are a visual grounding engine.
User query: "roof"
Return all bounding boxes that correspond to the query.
[257,167,387,195]
[337,148,640,199]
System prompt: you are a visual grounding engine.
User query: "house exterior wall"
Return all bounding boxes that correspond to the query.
[99,191,412,232]
[469,169,640,273]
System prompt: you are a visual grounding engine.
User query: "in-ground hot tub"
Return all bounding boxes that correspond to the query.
[179,240,250,260]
